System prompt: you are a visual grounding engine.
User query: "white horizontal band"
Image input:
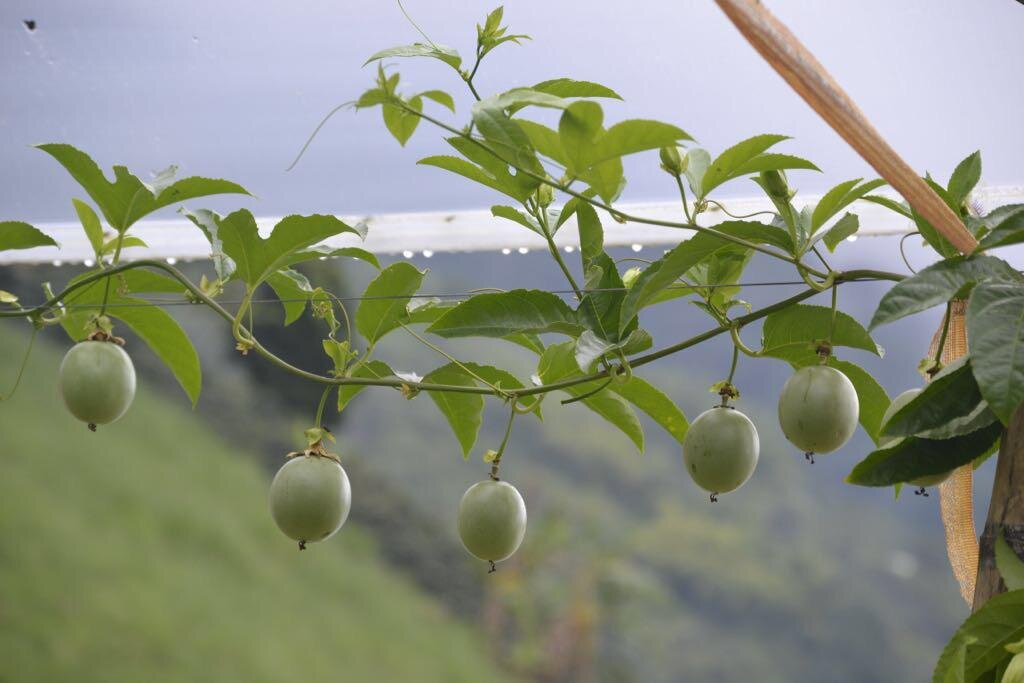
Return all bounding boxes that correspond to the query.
[4,185,1022,265]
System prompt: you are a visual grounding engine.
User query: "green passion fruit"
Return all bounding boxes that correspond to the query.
[457,480,526,567]
[58,340,136,429]
[683,406,759,500]
[880,388,952,493]
[777,365,859,460]
[269,455,351,549]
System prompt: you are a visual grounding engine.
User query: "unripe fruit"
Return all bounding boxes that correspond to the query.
[269,455,351,548]
[683,406,759,497]
[880,388,952,489]
[58,340,136,428]
[457,480,526,563]
[778,365,859,456]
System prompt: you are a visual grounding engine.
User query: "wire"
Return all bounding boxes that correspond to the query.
[12,279,880,311]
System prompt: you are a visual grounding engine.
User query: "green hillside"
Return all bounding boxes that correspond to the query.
[0,325,510,683]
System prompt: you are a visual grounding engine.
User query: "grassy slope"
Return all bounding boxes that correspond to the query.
[0,326,509,683]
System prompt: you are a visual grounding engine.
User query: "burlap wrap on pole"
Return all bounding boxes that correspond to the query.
[928,301,978,604]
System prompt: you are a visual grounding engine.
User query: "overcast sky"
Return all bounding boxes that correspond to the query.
[2,1,1022,223]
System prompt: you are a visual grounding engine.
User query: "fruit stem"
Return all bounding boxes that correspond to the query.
[827,282,839,345]
[490,407,518,481]
[314,386,332,428]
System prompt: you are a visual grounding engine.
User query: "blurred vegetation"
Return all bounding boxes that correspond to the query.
[0,324,510,683]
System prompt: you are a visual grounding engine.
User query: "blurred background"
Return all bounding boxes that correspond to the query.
[2,1,1023,681]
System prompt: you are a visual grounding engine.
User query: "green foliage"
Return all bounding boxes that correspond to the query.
[0,221,58,251]
[847,421,1002,487]
[870,254,1021,329]
[934,590,1024,682]
[428,290,583,338]
[700,134,819,198]
[355,262,426,344]
[761,304,881,360]
[364,43,462,70]
[977,207,1024,251]
[880,357,994,438]
[967,281,1024,424]
[36,143,248,231]
[423,364,484,457]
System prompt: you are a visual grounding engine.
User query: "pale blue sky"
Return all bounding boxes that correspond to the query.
[2,1,1022,222]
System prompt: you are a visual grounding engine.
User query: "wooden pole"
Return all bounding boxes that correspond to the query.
[711,0,1024,612]
[973,409,1024,609]
[712,0,977,253]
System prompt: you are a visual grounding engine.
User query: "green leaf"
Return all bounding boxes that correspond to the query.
[586,119,692,166]
[577,252,631,341]
[516,120,567,165]
[617,231,734,335]
[382,96,422,146]
[710,220,794,254]
[913,178,963,259]
[0,221,58,251]
[266,268,313,325]
[99,234,148,256]
[491,205,542,235]
[427,290,582,338]
[701,134,817,197]
[286,245,381,270]
[355,262,426,343]
[820,213,859,251]
[114,300,202,405]
[530,78,622,101]
[881,357,983,437]
[862,194,913,219]
[211,210,363,288]
[181,208,234,280]
[997,534,1024,592]
[609,375,688,444]
[418,155,520,199]
[72,199,105,257]
[558,101,604,175]
[481,88,570,113]
[538,342,643,451]
[761,304,882,360]
[933,590,1024,682]
[936,638,971,683]
[36,143,248,230]
[810,178,886,231]
[337,360,395,412]
[869,254,1021,329]
[363,43,462,70]
[418,89,455,112]
[684,148,711,197]
[968,281,1024,424]
[576,203,604,269]
[423,364,484,457]
[573,328,652,372]
[948,151,982,206]
[847,420,1002,487]
[472,106,542,175]
[978,207,1024,251]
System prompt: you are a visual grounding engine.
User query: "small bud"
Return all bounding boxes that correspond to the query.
[659,146,686,175]
[622,267,642,288]
[536,182,554,208]
[482,449,499,463]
